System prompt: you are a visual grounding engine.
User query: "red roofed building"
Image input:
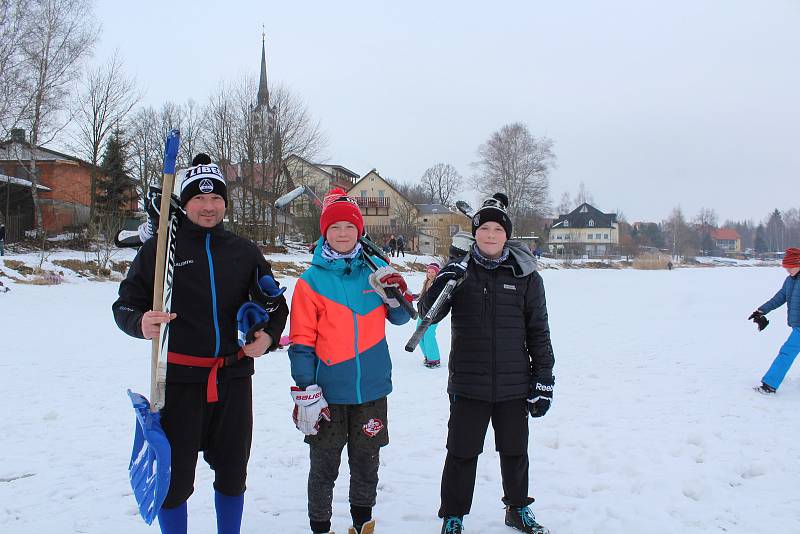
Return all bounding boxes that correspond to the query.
[710,228,742,253]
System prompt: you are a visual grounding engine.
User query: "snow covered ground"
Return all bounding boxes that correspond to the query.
[1,259,799,533]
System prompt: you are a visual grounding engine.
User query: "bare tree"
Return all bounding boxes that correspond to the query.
[575,181,594,207]
[420,163,462,206]
[664,206,699,260]
[693,207,718,254]
[0,0,31,137]
[555,191,572,216]
[72,51,140,221]
[19,0,98,233]
[178,98,204,168]
[127,106,161,202]
[472,122,556,221]
[203,81,236,165]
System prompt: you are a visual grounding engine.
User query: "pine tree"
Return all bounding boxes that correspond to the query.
[754,225,768,253]
[96,128,132,217]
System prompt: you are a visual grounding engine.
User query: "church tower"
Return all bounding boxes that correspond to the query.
[253,30,275,145]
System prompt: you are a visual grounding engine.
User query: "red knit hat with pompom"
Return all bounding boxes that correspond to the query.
[319,188,364,237]
[782,248,800,268]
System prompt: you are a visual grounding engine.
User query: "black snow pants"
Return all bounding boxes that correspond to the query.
[439,395,535,518]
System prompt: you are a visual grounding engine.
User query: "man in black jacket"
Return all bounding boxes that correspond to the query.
[113,155,288,534]
[419,193,555,534]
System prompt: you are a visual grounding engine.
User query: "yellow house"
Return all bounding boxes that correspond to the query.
[284,154,359,217]
[416,204,471,256]
[548,203,619,256]
[347,170,418,244]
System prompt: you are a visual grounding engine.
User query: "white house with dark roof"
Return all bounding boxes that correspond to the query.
[548,203,619,256]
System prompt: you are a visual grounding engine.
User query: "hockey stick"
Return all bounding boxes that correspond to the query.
[404,199,475,351]
[455,200,474,218]
[404,252,469,352]
[126,128,180,525]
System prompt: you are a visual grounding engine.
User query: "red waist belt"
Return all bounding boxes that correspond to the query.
[167,350,245,403]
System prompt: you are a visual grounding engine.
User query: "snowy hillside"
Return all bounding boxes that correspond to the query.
[1,258,798,533]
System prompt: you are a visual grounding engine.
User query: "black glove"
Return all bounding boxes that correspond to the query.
[748,310,769,332]
[145,186,184,237]
[528,376,554,418]
[426,262,468,301]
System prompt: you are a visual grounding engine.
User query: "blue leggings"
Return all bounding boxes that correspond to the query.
[762,327,800,390]
[417,319,440,361]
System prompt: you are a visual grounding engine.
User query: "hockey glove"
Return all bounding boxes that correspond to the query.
[368,266,409,308]
[426,262,468,301]
[748,310,769,332]
[528,376,554,418]
[142,185,184,240]
[291,385,331,435]
[236,302,270,347]
[249,271,286,310]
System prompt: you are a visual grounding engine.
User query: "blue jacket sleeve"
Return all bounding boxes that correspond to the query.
[759,278,789,314]
[288,343,317,388]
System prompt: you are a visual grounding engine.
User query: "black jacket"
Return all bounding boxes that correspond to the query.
[419,242,554,402]
[113,219,289,383]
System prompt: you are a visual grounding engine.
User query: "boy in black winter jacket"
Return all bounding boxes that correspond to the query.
[112,155,288,534]
[419,193,555,534]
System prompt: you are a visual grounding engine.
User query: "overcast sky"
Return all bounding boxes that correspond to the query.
[94,0,799,223]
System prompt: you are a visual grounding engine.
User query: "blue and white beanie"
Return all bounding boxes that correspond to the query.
[179,153,227,206]
[471,192,512,238]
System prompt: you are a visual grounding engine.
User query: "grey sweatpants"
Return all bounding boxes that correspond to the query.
[306,398,388,522]
[308,444,380,522]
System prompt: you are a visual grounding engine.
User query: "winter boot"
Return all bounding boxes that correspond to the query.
[157,501,187,534]
[215,491,244,534]
[424,358,441,368]
[754,382,776,395]
[504,505,549,534]
[348,519,375,534]
[311,519,335,534]
[441,516,464,534]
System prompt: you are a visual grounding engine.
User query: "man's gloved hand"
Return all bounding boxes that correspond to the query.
[528,376,554,418]
[368,265,408,308]
[426,261,468,301]
[290,384,331,435]
[748,310,769,332]
[142,185,184,240]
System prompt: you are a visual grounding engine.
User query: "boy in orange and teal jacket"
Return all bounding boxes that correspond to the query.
[288,188,411,534]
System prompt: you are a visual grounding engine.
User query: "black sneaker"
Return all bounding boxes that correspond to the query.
[754,382,776,394]
[505,505,549,534]
[424,358,441,368]
[441,516,464,534]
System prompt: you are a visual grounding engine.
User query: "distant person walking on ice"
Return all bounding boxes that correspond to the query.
[750,247,800,394]
[416,261,442,368]
[396,234,406,257]
[288,188,412,534]
[419,193,555,534]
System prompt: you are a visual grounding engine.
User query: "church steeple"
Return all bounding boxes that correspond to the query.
[257,29,269,108]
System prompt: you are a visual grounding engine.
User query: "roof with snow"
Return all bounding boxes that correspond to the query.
[0,173,51,191]
[0,140,96,168]
[551,203,617,229]
[416,203,459,215]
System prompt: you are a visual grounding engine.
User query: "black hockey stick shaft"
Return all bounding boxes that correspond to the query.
[404,253,470,352]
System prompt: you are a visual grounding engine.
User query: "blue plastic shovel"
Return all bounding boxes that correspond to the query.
[127,129,180,524]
